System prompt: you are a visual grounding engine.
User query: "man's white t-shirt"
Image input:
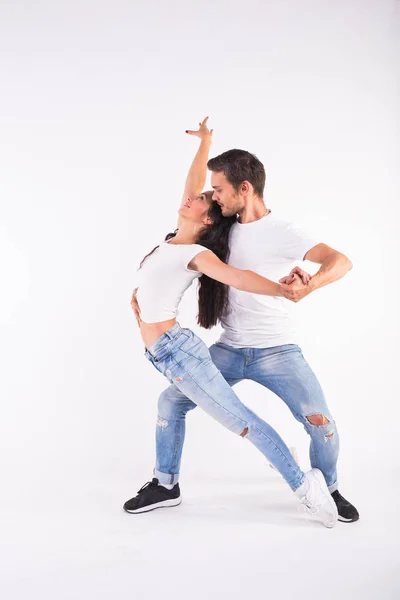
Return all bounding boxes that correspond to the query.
[218,213,319,348]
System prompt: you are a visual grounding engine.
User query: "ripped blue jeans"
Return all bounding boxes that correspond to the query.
[145,323,305,491]
[149,324,340,492]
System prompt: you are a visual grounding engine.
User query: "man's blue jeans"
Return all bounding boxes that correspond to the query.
[150,325,339,492]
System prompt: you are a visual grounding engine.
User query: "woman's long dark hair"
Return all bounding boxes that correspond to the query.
[139,200,236,329]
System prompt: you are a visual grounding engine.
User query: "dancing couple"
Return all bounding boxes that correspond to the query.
[123,118,359,528]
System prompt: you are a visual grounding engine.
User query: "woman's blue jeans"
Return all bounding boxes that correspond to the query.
[144,323,335,492]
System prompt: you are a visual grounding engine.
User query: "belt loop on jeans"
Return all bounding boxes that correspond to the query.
[165,323,180,340]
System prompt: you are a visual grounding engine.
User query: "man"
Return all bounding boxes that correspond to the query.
[127,149,359,523]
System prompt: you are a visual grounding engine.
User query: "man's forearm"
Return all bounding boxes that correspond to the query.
[184,138,212,196]
[309,252,353,292]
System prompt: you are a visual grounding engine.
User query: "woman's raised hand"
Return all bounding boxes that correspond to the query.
[185,117,213,141]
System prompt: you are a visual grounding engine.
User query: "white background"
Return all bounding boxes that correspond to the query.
[1,1,399,598]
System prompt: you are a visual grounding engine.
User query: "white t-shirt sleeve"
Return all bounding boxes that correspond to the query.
[183,244,210,272]
[282,223,320,261]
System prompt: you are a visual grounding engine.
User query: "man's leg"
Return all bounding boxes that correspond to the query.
[246,344,339,491]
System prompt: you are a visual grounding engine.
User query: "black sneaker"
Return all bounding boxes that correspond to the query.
[123,478,181,514]
[331,490,359,523]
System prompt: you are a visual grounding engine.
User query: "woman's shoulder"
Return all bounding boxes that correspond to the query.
[192,243,214,255]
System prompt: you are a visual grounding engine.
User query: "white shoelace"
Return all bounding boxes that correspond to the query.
[301,498,319,514]
[298,495,325,524]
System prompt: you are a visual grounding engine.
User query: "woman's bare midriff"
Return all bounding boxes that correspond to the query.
[140,318,178,350]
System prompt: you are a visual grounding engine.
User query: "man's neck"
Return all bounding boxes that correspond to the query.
[238,198,270,224]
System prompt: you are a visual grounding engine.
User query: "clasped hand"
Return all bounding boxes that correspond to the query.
[279,267,313,303]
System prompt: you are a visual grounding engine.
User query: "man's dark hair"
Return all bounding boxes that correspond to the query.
[207,149,266,198]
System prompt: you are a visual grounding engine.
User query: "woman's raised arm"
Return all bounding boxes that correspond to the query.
[180,117,213,208]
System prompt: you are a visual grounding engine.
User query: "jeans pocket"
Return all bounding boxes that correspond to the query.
[178,339,211,364]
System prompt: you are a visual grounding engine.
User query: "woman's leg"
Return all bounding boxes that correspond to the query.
[124,333,337,527]
[155,338,245,486]
[166,341,305,491]
[155,385,197,486]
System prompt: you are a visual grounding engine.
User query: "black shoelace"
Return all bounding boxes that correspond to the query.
[137,478,159,495]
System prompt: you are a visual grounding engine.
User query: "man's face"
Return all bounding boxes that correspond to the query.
[211,172,244,217]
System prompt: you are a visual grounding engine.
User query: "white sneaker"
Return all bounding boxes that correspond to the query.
[295,468,338,528]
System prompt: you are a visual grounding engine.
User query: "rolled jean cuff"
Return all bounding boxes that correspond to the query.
[328,481,338,493]
[290,472,306,492]
[154,468,179,486]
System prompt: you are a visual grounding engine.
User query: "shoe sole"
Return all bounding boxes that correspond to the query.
[123,497,182,514]
[310,469,338,528]
[338,514,359,523]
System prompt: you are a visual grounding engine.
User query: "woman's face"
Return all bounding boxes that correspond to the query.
[178,191,213,224]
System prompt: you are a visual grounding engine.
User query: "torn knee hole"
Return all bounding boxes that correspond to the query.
[306,414,330,426]
[156,416,169,429]
[240,427,249,437]
[325,432,334,438]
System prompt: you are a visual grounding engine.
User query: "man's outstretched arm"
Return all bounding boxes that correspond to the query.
[305,243,353,290]
[281,243,353,302]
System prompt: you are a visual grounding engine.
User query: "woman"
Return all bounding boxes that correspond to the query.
[124,118,338,528]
